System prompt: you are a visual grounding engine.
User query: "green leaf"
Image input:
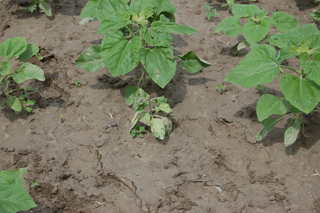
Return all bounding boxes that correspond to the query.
[0,168,36,213]
[19,44,39,62]
[290,105,300,113]
[215,16,243,37]
[299,52,309,65]
[12,62,45,84]
[163,22,197,35]
[256,94,289,121]
[313,51,320,61]
[97,0,128,22]
[80,0,98,19]
[156,0,164,16]
[129,0,154,15]
[151,118,166,140]
[130,117,139,132]
[154,0,177,14]
[79,17,96,25]
[0,37,27,60]
[279,73,320,114]
[0,102,4,107]
[7,96,22,112]
[139,47,176,88]
[97,11,130,34]
[284,112,302,146]
[231,4,260,18]
[140,22,172,47]
[303,60,320,86]
[177,51,211,74]
[243,20,270,43]
[23,87,38,91]
[225,44,280,87]
[0,61,11,76]
[75,45,105,72]
[101,31,141,76]
[256,128,269,141]
[39,1,52,17]
[270,12,299,32]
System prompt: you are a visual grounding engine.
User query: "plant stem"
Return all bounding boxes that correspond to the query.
[280,66,301,75]
[137,68,146,88]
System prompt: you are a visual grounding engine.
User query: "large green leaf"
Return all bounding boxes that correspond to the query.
[269,24,319,47]
[215,16,243,37]
[256,94,289,121]
[225,44,280,87]
[39,1,52,17]
[313,51,320,61]
[151,118,166,140]
[284,112,302,146]
[243,19,270,43]
[12,62,45,84]
[177,51,211,74]
[280,73,320,114]
[129,0,154,15]
[7,96,21,112]
[303,61,320,86]
[140,22,172,47]
[75,45,105,72]
[150,0,177,14]
[139,47,176,88]
[231,4,260,18]
[80,0,99,19]
[158,14,196,34]
[97,0,128,22]
[0,37,27,60]
[101,31,141,76]
[0,168,36,213]
[270,12,299,32]
[98,11,130,34]
[19,44,39,62]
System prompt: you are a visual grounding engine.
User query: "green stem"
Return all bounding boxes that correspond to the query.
[280,66,301,75]
[279,68,284,74]
[126,25,135,37]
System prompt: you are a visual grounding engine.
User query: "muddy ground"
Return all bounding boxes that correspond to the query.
[1,0,320,212]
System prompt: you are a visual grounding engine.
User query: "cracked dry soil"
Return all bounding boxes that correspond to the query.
[1,0,320,212]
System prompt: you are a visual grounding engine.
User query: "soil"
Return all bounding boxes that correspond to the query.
[1,0,320,212]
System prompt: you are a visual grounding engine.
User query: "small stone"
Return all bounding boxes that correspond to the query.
[180,0,187,3]
[269,195,276,201]
[52,186,58,194]
[94,135,110,147]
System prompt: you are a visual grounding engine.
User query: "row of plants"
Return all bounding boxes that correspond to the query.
[215,3,320,146]
[2,0,320,212]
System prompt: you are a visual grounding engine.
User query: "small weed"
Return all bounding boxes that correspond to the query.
[215,84,226,94]
[74,80,81,88]
[31,181,39,188]
[309,10,320,22]
[130,126,145,138]
[256,84,267,93]
[136,172,141,176]
[60,115,64,123]
[204,5,220,20]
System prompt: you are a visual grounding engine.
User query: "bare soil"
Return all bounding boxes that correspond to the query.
[1,0,320,212]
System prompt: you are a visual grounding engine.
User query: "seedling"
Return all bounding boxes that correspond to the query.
[223,16,320,146]
[60,114,64,123]
[204,5,220,20]
[28,0,52,17]
[309,10,320,22]
[0,168,36,212]
[76,0,211,140]
[215,83,226,94]
[130,125,145,138]
[31,181,39,188]
[215,4,299,54]
[74,80,81,88]
[256,84,267,93]
[0,37,45,113]
[136,172,141,176]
